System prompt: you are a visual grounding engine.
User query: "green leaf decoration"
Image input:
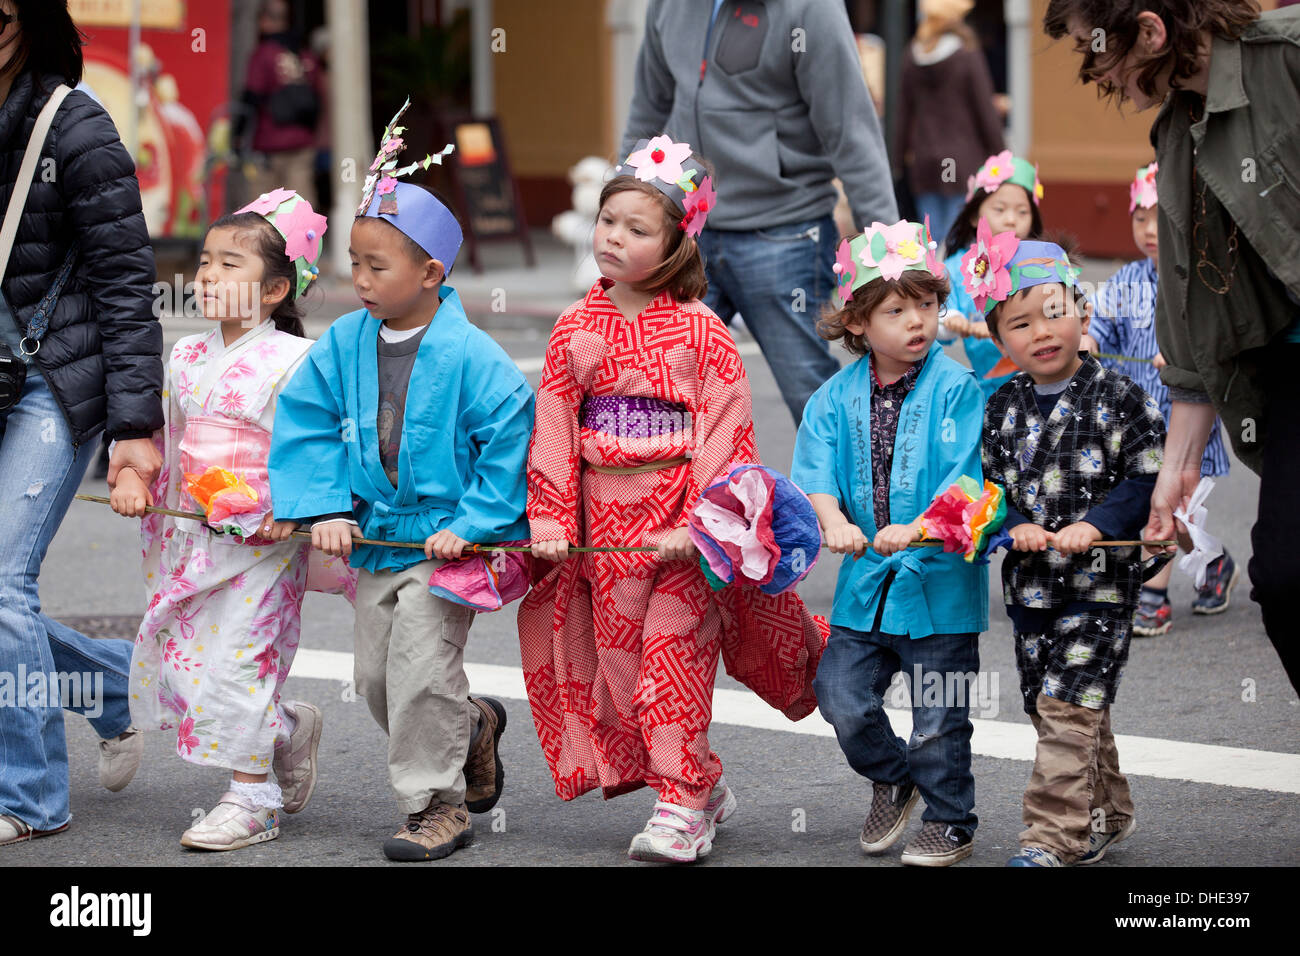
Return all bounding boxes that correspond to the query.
[1019,264,1051,279]
[869,231,888,262]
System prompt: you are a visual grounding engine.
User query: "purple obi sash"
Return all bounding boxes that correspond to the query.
[580,396,690,439]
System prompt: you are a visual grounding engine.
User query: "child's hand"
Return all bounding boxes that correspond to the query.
[425,529,470,561]
[108,467,152,517]
[823,522,868,557]
[873,519,923,557]
[265,518,298,542]
[943,314,972,337]
[1152,351,1167,370]
[657,527,696,561]
[968,320,993,340]
[313,520,362,557]
[1049,521,1102,555]
[1010,523,1051,552]
[532,539,570,562]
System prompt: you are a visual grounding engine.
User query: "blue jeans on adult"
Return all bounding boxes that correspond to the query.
[0,370,133,831]
[914,192,966,249]
[814,623,980,834]
[698,214,841,424]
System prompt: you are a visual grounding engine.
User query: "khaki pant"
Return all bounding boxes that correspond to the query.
[249,147,316,208]
[354,560,478,813]
[1021,692,1134,863]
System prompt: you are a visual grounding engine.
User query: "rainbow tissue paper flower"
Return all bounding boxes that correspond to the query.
[920,476,1010,563]
[184,467,262,526]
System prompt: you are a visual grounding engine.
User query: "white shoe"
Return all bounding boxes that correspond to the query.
[273,701,322,814]
[704,777,737,836]
[180,792,280,851]
[99,727,143,792]
[627,802,712,863]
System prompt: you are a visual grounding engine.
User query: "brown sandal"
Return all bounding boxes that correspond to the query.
[0,813,69,847]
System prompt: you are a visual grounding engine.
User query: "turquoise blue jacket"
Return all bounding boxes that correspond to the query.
[268,287,534,573]
[943,250,1013,400]
[791,341,988,637]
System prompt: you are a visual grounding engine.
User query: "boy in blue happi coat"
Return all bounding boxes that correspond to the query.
[792,220,988,867]
[268,110,533,862]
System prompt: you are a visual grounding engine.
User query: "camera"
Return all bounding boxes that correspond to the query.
[0,341,28,411]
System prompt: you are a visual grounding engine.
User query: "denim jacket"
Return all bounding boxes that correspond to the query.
[1151,7,1300,473]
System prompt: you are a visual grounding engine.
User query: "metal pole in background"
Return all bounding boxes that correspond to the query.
[471,0,493,117]
[1004,0,1031,156]
[880,0,905,169]
[326,0,373,277]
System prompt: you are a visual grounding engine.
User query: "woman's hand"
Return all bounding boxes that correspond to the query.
[107,437,163,488]
[108,466,152,517]
[532,539,570,562]
[657,527,697,561]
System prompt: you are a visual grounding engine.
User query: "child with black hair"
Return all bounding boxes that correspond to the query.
[792,219,988,866]
[269,109,532,862]
[940,152,1046,399]
[969,228,1167,866]
[111,190,356,851]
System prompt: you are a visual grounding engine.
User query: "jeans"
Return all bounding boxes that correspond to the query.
[914,192,967,248]
[698,214,842,424]
[0,371,133,831]
[813,623,980,833]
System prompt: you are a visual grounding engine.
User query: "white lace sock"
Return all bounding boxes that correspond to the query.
[228,779,284,810]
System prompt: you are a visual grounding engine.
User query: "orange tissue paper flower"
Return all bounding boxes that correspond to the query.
[184,466,261,524]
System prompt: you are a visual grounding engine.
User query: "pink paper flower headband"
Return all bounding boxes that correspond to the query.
[234,188,328,298]
[832,218,945,302]
[965,150,1043,206]
[615,135,716,238]
[1130,161,1158,213]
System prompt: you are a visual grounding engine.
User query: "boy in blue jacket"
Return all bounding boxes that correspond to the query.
[268,125,534,861]
[792,220,988,867]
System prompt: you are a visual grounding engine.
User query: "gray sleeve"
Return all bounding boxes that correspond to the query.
[1167,385,1213,404]
[619,1,675,160]
[795,0,897,228]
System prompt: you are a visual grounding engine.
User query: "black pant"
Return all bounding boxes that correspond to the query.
[1249,345,1300,693]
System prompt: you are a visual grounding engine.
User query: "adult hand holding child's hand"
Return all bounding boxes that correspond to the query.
[108,466,152,517]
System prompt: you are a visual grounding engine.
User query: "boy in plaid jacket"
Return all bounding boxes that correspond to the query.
[963,227,1167,867]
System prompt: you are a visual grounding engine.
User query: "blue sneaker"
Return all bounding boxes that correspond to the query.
[1006,846,1064,867]
[1192,551,1238,615]
[1078,817,1136,865]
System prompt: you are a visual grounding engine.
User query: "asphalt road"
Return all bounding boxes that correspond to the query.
[8,302,1298,872]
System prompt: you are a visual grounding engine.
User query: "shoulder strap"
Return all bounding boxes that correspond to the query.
[0,83,72,287]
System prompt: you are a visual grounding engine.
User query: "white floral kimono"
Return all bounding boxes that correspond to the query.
[130,321,356,772]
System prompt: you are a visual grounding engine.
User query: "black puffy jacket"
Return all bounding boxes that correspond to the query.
[0,71,162,445]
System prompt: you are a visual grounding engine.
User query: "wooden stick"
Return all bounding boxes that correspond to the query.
[76,494,1175,554]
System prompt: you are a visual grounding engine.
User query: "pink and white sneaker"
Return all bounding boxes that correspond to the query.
[180,792,280,851]
[627,802,712,863]
[704,777,737,835]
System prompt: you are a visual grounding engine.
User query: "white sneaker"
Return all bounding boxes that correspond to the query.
[99,727,143,792]
[627,802,712,863]
[704,777,737,836]
[180,792,280,851]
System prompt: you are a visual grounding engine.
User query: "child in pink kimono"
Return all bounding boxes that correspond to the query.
[111,190,354,851]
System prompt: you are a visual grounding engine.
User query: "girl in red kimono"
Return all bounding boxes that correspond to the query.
[519,136,825,863]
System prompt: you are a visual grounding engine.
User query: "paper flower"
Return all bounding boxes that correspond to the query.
[276,198,329,264]
[920,476,1008,563]
[1129,161,1158,212]
[236,187,296,217]
[680,175,716,237]
[625,135,692,185]
[973,149,1015,195]
[377,175,398,195]
[961,217,1019,314]
[184,467,261,525]
[832,238,858,300]
[859,220,926,282]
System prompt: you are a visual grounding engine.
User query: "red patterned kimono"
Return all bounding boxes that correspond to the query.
[518,281,826,809]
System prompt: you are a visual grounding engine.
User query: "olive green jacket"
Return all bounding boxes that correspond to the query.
[1152,7,1300,474]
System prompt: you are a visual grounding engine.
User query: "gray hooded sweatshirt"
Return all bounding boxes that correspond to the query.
[620,0,897,232]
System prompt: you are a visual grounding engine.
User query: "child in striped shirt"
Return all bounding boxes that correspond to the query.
[1089,162,1237,637]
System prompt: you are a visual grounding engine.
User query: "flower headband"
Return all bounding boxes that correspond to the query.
[1130,161,1158,213]
[832,218,945,302]
[966,150,1044,206]
[356,97,463,270]
[234,188,328,298]
[615,135,715,237]
[960,218,1080,317]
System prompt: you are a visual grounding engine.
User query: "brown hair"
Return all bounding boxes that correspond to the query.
[985,231,1087,340]
[1043,0,1260,106]
[818,270,951,356]
[206,212,308,337]
[597,176,708,302]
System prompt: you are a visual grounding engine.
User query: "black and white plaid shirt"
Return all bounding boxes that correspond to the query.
[982,356,1166,610]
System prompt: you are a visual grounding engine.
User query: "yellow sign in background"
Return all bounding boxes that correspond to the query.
[69,0,185,30]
